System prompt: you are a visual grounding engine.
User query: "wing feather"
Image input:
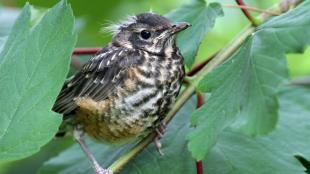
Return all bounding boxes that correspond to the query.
[52,45,143,115]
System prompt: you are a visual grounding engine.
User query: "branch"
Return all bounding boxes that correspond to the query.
[73,47,101,55]
[290,77,310,87]
[196,161,204,174]
[187,51,217,76]
[71,47,102,69]
[235,0,261,26]
[196,93,205,174]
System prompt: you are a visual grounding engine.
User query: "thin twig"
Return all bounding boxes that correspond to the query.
[71,48,102,70]
[290,77,310,87]
[223,4,280,16]
[73,47,101,55]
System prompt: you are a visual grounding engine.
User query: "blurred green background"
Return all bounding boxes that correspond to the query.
[0,0,309,173]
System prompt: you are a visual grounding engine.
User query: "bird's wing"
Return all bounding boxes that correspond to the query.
[52,46,143,115]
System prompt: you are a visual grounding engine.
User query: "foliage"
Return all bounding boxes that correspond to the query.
[187,0,310,160]
[0,0,310,174]
[0,0,76,162]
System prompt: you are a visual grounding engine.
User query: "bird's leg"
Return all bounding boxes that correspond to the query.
[154,122,167,155]
[73,127,112,174]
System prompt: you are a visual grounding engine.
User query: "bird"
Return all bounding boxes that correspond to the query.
[52,12,190,174]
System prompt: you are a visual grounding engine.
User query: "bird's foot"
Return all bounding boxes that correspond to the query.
[73,128,112,174]
[155,122,167,137]
[96,168,113,174]
[154,136,164,156]
[154,122,167,155]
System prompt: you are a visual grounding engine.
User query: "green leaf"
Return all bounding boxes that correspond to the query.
[0,0,77,161]
[165,1,223,68]
[187,0,310,160]
[0,6,46,54]
[0,8,20,37]
[0,36,6,53]
[38,86,310,174]
[205,86,310,174]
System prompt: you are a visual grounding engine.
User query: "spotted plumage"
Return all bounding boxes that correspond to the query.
[52,13,189,144]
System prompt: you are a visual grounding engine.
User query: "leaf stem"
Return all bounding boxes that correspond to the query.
[196,161,204,174]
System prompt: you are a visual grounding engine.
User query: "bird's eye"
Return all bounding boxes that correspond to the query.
[140,30,151,40]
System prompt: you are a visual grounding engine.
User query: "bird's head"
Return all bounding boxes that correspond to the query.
[107,13,190,56]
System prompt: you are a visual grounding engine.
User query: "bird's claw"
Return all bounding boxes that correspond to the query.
[97,168,113,174]
[155,122,167,138]
[154,122,167,155]
[154,136,164,156]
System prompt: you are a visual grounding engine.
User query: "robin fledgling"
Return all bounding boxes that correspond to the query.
[53,12,190,174]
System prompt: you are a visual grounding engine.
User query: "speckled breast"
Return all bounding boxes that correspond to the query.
[75,50,184,144]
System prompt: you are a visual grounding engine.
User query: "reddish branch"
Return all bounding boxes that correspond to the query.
[187,52,217,76]
[196,93,205,174]
[73,47,101,55]
[71,48,101,69]
[196,161,204,174]
[196,93,205,108]
[235,0,260,26]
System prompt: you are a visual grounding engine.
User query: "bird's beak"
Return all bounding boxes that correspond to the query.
[170,22,191,35]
